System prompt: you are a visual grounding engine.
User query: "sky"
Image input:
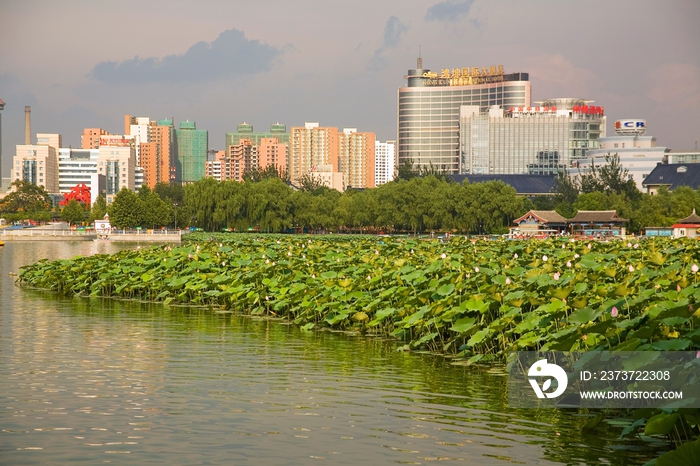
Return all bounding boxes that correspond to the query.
[1,0,699,178]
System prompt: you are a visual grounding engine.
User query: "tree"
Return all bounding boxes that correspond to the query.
[89,195,108,223]
[243,165,289,183]
[108,188,143,229]
[142,191,171,228]
[298,173,326,193]
[0,180,52,214]
[61,199,86,226]
[396,158,419,181]
[154,182,185,205]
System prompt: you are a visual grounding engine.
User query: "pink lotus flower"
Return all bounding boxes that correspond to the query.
[611,306,619,317]
[627,242,632,248]
[574,253,580,259]
[514,253,518,259]
[634,243,639,249]
[582,334,587,341]
[542,255,548,262]
[692,264,699,274]
[505,277,511,285]
[375,250,379,255]
[441,253,447,259]
[677,284,681,292]
[566,261,572,268]
[553,272,560,280]
[474,266,480,273]
[628,265,634,272]
[587,243,592,249]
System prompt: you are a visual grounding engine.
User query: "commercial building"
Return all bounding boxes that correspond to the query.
[374,140,396,186]
[58,148,105,205]
[398,58,531,173]
[175,121,208,183]
[459,99,606,174]
[572,119,667,190]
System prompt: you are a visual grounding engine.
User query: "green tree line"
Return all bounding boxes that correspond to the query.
[5,153,700,234]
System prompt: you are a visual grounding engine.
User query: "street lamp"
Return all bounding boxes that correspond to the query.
[173,203,178,231]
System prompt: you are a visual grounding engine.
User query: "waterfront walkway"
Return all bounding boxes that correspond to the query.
[0,224,183,243]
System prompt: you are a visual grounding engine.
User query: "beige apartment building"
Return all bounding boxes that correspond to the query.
[13,143,60,193]
[339,129,375,189]
[289,123,340,186]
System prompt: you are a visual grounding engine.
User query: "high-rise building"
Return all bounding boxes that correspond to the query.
[398,58,531,173]
[339,129,375,189]
[58,148,105,205]
[375,140,396,186]
[124,116,175,187]
[36,133,62,155]
[13,143,60,193]
[81,128,110,149]
[97,135,136,203]
[225,123,289,149]
[175,121,208,183]
[289,123,339,185]
[229,138,257,182]
[458,99,606,174]
[205,150,226,181]
[0,98,5,188]
[258,137,288,176]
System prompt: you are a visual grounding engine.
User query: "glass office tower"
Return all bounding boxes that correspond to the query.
[397,60,531,173]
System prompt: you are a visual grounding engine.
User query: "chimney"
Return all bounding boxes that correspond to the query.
[24,106,31,144]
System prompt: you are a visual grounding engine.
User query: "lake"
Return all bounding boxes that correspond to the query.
[0,241,661,464]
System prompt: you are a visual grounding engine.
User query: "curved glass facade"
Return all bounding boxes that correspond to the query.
[397,69,531,174]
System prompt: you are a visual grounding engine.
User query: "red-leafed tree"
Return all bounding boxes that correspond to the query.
[59,183,91,207]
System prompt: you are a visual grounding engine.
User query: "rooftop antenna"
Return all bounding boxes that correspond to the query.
[417,46,422,69]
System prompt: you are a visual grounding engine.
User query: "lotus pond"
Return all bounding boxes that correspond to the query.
[17,234,700,358]
[14,234,700,464]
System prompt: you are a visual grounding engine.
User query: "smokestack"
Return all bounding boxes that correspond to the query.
[24,106,31,144]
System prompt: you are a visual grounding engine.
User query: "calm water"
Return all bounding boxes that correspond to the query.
[0,241,662,465]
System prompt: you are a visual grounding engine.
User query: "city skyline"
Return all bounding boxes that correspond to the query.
[1,0,699,178]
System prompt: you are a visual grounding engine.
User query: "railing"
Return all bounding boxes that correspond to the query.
[103,229,183,235]
[0,228,184,237]
[0,228,96,237]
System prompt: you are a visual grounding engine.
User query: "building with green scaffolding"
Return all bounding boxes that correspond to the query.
[175,120,208,183]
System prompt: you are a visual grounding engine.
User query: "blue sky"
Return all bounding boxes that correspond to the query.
[1,0,699,176]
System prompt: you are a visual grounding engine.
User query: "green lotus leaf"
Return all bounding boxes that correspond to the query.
[568,307,603,325]
[644,413,680,436]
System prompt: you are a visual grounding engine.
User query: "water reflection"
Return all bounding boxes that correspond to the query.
[0,242,663,465]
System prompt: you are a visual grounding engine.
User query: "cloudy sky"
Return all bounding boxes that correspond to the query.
[1,0,699,176]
